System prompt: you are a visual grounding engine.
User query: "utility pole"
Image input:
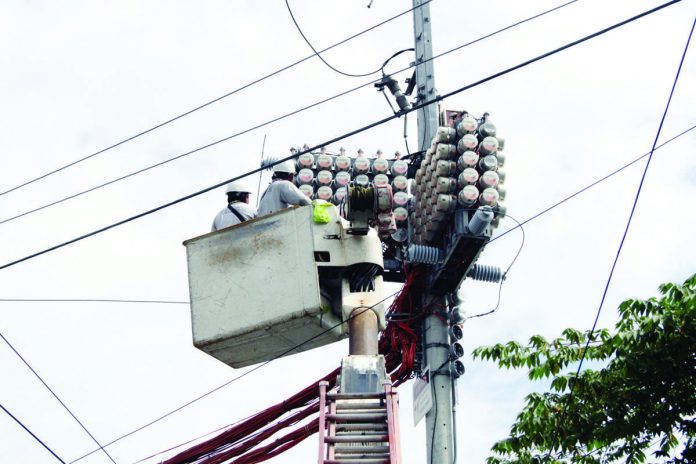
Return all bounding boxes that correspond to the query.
[412,1,456,463]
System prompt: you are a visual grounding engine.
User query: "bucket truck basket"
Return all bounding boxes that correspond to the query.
[183,205,386,368]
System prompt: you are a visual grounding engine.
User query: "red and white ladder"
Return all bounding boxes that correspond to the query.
[318,381,401,464]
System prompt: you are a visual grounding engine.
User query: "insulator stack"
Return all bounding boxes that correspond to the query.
[410,111,508,245]
[467,264,504,283]
[407,244,441,264]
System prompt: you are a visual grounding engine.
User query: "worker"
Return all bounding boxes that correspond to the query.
[211,181,257,231]
[258,160,312,216]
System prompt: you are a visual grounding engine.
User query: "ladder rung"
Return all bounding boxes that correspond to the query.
[336,424,387,432]
[326,434,388,443]
[335,409,387,415]
[326,413,387,422]
[334,445,390,454]
[336,431,387,437]
[323,459,390,464]
[336,402,385,410]
[328,392,385,400]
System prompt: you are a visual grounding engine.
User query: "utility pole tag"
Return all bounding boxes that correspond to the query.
[412,366,433,426]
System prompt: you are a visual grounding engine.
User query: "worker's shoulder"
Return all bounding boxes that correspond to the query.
[235,202,257,215]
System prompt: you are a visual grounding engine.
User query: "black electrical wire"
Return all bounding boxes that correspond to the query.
[490,122,696,245]
[0,1,431,198]
[5,120,693,306]
[0,0,680,273]
[68,289,401,464]
[0,0,580,227]
[544,15,694,462]
[465,212,526,320]
[0,333,117,464]
[0,403,66,464]
[284,0,415,78]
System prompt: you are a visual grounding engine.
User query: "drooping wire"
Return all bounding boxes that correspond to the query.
[0,333,117,464]
[284,0,417,78]
[466,212,526,320]
[0,0,580,227]
[1,0,672,272]
[0,1,432,198]
[0,403,66,464]
[544,15,694,461]
[68,289,401,464]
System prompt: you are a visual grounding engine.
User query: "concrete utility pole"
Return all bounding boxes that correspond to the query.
[412,2,456,463]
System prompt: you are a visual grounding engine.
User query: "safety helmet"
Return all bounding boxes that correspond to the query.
[225,181,252,194]
[272,160,296,175]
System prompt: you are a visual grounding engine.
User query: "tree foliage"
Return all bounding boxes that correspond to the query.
[472,274,696,464]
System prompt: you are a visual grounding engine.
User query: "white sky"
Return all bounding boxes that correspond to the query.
[0,0,694,463]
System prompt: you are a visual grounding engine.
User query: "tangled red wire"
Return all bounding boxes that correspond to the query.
[161,267,428,464]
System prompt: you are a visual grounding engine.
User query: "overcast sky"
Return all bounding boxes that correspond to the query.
[1,0,694,463]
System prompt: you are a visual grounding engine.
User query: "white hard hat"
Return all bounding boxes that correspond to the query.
[225,181,252,194]
[272,160,296,174]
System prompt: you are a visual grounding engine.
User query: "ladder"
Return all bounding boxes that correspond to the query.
[318,381,401,464]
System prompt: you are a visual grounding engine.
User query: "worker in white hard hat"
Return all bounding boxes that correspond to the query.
[257,160,311,216]
[211,180,258,231]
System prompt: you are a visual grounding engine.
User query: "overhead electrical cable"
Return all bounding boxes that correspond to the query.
[0,1,432,198]
[0,0,579,227]
[490,122,696,245]
[0,0,681,272]
[0,0,682,272]
[0,333,117,464]
[544,14,694,461]
[0,403,67,464]
[67,290,401,464]
[3,121,693,307]
[465,123,696,320]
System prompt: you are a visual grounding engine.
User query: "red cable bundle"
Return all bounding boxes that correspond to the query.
[381,266,427,385]
[162,368,338,464]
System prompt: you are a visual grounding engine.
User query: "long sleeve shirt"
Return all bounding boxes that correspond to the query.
[257,180,311,216]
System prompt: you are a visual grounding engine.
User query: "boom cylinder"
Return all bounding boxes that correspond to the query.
[348,307,379,355]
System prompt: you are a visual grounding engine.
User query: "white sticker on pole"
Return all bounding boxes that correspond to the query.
[412,367,433,426]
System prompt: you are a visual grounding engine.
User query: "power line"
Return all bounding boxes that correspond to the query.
[490,123,696,245]
[0,1,431,198]
[0,0,578,227]
[545,14,694,461]
[0,333,117,464]
[0,402,66,464]
[3,119,693,308]
[67,290,401,464]
[0,0,681,272]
